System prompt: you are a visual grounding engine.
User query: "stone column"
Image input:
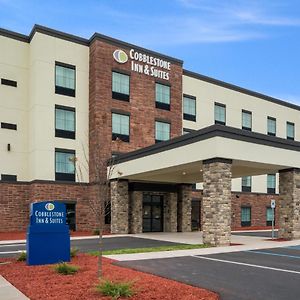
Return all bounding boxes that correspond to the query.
[111,180,129,234]
[202,158,232,246]
[178,184,192,232]
[164,192,178,232]
[129,191,143,234]
[278,169,300,240]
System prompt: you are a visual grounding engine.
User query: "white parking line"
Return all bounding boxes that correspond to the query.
[0,244,25,248]
[191,255,300,275]
[0,250,25,255]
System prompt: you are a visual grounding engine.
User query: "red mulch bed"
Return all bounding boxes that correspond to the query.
[0,254,219,300]
[0,231,111,241]
[264,238,290,242]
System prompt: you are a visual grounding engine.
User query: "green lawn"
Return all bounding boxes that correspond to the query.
[89,244,211,256]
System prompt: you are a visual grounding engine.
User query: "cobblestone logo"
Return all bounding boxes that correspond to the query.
[113,49,128,64]
[45,203,55,211]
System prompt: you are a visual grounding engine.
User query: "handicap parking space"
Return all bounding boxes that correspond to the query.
[117,244,300,300]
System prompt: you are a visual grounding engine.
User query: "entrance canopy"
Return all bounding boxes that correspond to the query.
[110,125,300,183]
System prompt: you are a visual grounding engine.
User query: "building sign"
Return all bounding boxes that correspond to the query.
[113,48,171,80]
[27,201,70,265]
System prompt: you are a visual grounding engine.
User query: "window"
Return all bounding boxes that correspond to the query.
[112,113,130,142]
[241,176,252,192]
[267,174,276,194]
[1,78,17,87]
[183,95,196,121]
[267,117,276,136]
[155,121,170,143]
[155,83,170,110]
[55,62,76,97]
[266,207,275,226]
[55,149,75,182]
[112,72,130,101]
[241,207,251,227]
[287,122,295,140]
[1,122,17,130]
[55,106,75,139]
[214,103,226,125]
[1,174,17,181]
[242,110,252,131]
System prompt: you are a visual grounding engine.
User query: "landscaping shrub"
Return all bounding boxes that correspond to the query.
[54,262,79,275]
[96,280,134,299]
[17,252,26,262]
[70,248,78,258]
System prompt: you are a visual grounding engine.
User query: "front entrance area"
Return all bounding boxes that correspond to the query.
[142,195,164,232]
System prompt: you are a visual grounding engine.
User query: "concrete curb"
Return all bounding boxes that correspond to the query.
[0,276,29,300]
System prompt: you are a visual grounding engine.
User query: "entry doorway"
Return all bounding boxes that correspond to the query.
[66,203,76,231]
[143,194,164,232]
[191,199,201,231]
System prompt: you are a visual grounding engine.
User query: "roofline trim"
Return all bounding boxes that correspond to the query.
[183,69,300,112]
[112,124,300,164]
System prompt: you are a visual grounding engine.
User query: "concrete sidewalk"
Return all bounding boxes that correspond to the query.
[0,276,29,300]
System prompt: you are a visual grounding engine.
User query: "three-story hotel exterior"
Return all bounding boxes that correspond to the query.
[1,25,300,245]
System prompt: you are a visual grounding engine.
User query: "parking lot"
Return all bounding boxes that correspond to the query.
[119,244,300,300]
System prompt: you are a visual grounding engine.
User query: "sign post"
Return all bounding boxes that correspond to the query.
[270,199,276,240]
[27,201,70,265]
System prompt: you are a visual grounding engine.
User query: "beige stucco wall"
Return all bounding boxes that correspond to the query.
[0,33,89,182]
[182,75,291,193]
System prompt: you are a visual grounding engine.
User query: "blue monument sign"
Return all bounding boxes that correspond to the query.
[27,201,70,265]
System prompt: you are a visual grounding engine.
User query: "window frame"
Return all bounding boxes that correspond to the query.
[155,120,171,143]
[241,206,251,227]
[55,61,76,97]
[55,148,76,182]
[155,82,171,111]
[112,71,130,101]
[267,174,276,194]
[112,112,130,142]
[214,102,226,125]
[241,176,252,192]
[267,116,276,136]
[55,105,76,139]
[286,121,295,140]
[183,94,196,122]
[242,109,252,131]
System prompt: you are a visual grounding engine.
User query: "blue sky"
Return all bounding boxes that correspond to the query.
[1,0,300,104]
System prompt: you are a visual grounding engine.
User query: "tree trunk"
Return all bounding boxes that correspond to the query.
[98,227,103,278]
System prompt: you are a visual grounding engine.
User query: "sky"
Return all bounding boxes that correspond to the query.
[1,0,300,104]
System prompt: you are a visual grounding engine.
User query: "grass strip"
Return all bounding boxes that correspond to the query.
[89,244,211,256]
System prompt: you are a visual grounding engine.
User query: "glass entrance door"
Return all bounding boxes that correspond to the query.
[143,195,163,232]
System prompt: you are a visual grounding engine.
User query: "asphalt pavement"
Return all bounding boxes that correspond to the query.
[232,230,278,238]
[0,236,183,258]
[118,244,300,300]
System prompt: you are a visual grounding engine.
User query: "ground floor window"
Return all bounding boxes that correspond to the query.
[241,206,251,227]
[266,207,275,226]
[143,194,164,232]
[65,203,76,231]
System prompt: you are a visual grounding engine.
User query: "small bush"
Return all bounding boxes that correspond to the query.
[54,262,79,275]
[96,280,133,299]
[17,252,26,262]
[70,248,78,258]
[93,229,100,235]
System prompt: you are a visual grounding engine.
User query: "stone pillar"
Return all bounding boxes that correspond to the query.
[129,191,143,234]
[278,169,300,240]
[202,158,232,246]
[164,192,178,232]
[111,180,129,234]
[178,184,192,232]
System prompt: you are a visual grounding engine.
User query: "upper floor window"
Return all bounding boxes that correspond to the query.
[287,122,295,140]
[241,176,252,192]
[242,110,252,131]
[55,149,75,182]
[267,117,276,136]
[55,105,75,139]
[267,174,276,194]
[112,112,130,142]
[55,62,76,97]
[112,72,130,101]
[1,122,17,130]
[155,83,170,110]
[183,95,196,121]
[1,78,17,87]
[214,103,226,125]
[155,121,170,143]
